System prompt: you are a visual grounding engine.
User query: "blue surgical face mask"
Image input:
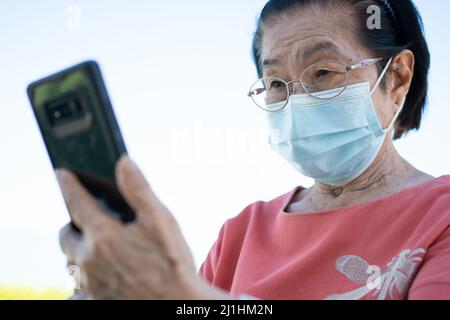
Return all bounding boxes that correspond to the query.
[267,58,404,186]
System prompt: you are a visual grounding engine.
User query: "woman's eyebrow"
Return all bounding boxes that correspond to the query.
[262,41,343,70]
[300,41,342,61]
[262,58,281,69]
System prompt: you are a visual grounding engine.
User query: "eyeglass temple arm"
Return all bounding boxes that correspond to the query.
[247,88,265,97]
[348,58,384,70]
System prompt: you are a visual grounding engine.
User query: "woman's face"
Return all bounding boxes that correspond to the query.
[260,6,396,129]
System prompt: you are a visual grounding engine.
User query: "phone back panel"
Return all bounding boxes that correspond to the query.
[27,61,126,180]
[27,61,134,223]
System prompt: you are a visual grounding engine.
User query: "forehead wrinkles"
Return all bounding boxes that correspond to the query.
[260,7,363,63]
[263,30,340,58]
[261,23,366,66]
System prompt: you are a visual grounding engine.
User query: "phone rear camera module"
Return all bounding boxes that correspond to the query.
[45,92,85,126]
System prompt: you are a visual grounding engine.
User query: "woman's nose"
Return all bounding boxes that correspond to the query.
[288,80,306,95]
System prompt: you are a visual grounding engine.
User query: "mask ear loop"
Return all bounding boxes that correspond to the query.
[369,57,405,134]
[384,98,406,135]
[370,57,393,95]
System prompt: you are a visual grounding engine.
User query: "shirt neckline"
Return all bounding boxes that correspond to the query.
[280,175,450,218]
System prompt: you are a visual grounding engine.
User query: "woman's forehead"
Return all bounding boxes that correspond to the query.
[260,13,368,66]
[261,35,361,68]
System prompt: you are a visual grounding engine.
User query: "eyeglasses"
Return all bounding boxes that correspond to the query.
[247,57,385,112]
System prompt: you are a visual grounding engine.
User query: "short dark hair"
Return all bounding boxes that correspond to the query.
[252,0,431,139]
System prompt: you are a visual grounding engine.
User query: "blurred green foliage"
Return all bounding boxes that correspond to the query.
[0,285,71,300]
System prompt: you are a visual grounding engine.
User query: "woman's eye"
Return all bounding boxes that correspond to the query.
[269,81,285,89]
[316,69,331,79]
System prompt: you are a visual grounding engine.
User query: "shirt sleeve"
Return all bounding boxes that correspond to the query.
[199,222,260,300]
[199,223,225,284]
[408,225,450,300]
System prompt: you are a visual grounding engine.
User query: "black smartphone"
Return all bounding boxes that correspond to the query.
[27,61,135,226]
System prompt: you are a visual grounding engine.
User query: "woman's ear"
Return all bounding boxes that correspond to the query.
[388,49,415,109]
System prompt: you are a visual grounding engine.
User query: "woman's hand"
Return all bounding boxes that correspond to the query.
[58,156,230,300]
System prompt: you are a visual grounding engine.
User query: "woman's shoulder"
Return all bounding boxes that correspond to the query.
[412,174,450,200]
[429,174,450,187]
[397,174,450,238]
[377,174,450,218]
[420,174,450,209]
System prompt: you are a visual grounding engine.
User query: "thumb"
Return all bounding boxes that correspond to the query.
[116,155,161,214]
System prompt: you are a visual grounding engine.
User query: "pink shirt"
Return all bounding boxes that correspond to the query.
[200,176,450,300]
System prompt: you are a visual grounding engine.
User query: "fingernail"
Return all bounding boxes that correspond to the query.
[123,155,138,172]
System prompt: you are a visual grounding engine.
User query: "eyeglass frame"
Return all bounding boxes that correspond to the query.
[247,57,387,112]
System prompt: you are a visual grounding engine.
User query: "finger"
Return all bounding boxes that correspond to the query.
[59,223,84,263]
[56,170,112,232]
[116,156,163,215]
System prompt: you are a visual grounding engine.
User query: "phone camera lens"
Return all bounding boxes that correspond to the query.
[45,93,84,126]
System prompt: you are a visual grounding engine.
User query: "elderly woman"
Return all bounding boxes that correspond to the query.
[58,0,450,300]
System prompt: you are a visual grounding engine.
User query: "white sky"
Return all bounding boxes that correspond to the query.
[0,0,449,289]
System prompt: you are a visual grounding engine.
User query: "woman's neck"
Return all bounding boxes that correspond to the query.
[316,141,408,197]
[290,140,433,213]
